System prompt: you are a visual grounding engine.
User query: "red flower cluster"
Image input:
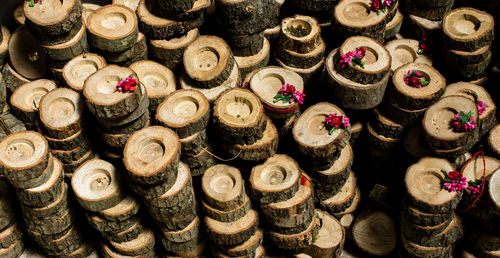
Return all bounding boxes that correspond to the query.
[339,47,366,69]
[300,175,307,186]
[371,0,391,14]
[442,169,467,192]
[273,84,305,105]
[325,113,351,135]
[404,70,429,88]
[418,37,431,56]
[116,74,138,93]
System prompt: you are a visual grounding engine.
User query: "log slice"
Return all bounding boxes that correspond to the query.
[63,53,106,92]
[384,39,433,72]
[87,4,138,52]
[10,79,56,124]
[123,126,180,185]
[205,209,258,246]
[268,210,320,251]
[352,210,397,256]
[41,20,88,61]
[39,88,83,139]
[24,0,82,36]
[156,89,209,138]
[110,228,155,256]
[71,158,125,212]
[405,157,461,213]
[249,154,301,204]
[202,164,245,211]
[99,194,140,222]
[442,8,494,52]
[9,27,47,80]
[279,15,321,54]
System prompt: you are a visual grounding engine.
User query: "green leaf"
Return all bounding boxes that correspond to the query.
[329,127,335,135]
[29,0,35,7]
[377,10,382,15]
[360,61,365,68]
[421,80,430,86]
[417,49,423,55]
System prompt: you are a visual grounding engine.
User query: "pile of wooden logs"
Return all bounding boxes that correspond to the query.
[442,8,494,84]
[0,131,91,256]
[156,89,215,177]
[83,65,149,161]
[202,164,263,257]
[275,15,325,83]
[71,158,154,257]
[39,87,94,179]
[401,157,464,257]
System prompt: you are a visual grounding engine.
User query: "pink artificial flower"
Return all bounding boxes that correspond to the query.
[477,100,487,115]
[342,115,351,128]
[292,91,305,105]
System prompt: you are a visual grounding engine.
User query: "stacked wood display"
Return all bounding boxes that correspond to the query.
[38,88,95,179]
[122,126,203,256]
[202,164,264,257]
[325,36,391,110]
[0,25,10,70]
[374,62,444,157]
[23,0,88,84]
[82,65,149,161]
[212,88,278,167]
[180,35,241,102]
[0,109,27,140]
[400,157,464,257]
[264,0,285,52]
[331,0,391,43]
[71,158,155,257]
[10,79,57,129]
[129,60,176,116]
[87,4,147,67]
[275,15,325,84]
[0,178,25,257]
[215,0,278,78]
[291,103,360,223]
[0,131,92,256]
[422,95,480,159]
[137,0,208,71]
[384,1,403,40]
[1,63,30,95]
[249,154,342,255]
[156,89,215,178]
[441,8,495,83]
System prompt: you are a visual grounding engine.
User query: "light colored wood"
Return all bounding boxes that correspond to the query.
[249,66,304,119]
[268,211,320,251]
[100,194,141,222]
[443,8,494,51]
[202,194,251,223]
[39,88,83,139]
[293,102,350,159]
[110,228,155,256]
[333,0,388,42]
[123,126,180,186]
[23,0,82,36]
[205,209,258,246]
[303,209,345,258]
[183,36,234,89]
[180,61,240,102]
[10,79,56,124]
[82,3,101,23]
[325,48,390,110]
[72,158,125,212]
[202,164,245,211]
[21,182,69,220]
[113,0,141,11]
[83,65,142,119]
[63,53,106,92]
[102,241,155,258]
[226,116,278,162]
[337,36,391,84]
[156,89,209,138]
[250,154,301,204]
[489,169,500,215]
[423,96,479,150]
[0,27,11,67]
[8,27,47,80]
[352,211,397,256]
[385,9,403,40]
[129,60,176,112]
[213,88,264,145]
[384,39,432,73]
[446,44,491,64]
[87,5,138,52]
[234,37,270,79]
[405,157,461,213]
[488,125,500,159]
[0,131,50,188]
[443,82,496,137]
[147,162,192,208]
[389,63,445,110]
[13,5,25,26]
[319,171,357,213]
